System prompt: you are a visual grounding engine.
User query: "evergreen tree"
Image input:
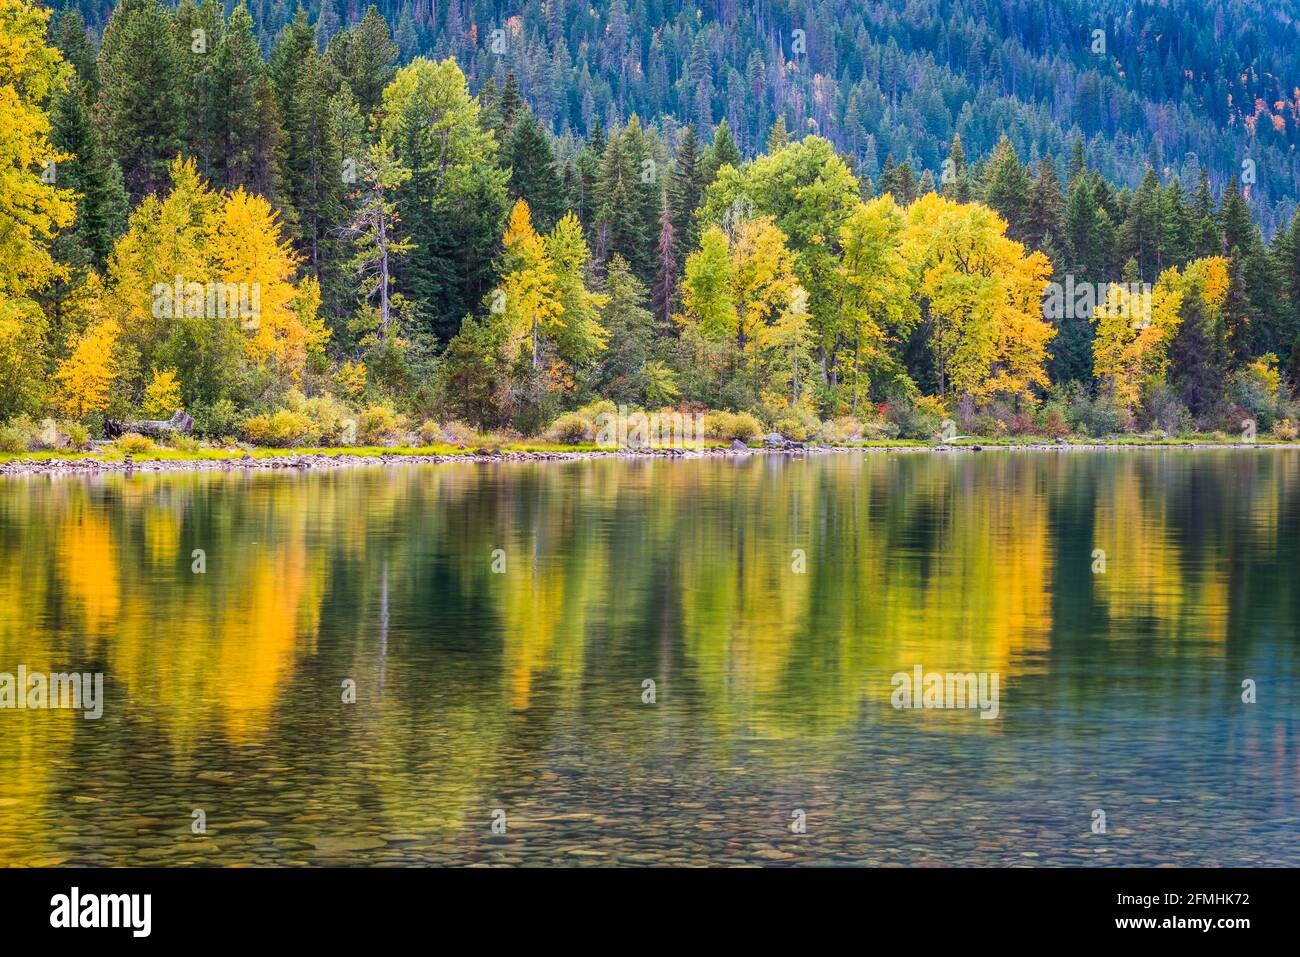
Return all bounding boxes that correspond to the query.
[97,0,186,199]
[51,9,99,92]
[766,114,789,152]
[505,109,566,233]
[271,11,346,296]
[325,4,397,120]
[211,4,271,194]
[700,119,741,184]
[652,191,676,328]
[667,123,704,257]
[940,134,970,201]
[1191,169,1220,258]
[595,118,657,279]
[1169,287,1226,417]
[982,135,1031,240]
[592,254,658,403]
[1024,156,1064,257]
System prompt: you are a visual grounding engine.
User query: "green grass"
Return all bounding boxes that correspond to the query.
[2,434,1293,465]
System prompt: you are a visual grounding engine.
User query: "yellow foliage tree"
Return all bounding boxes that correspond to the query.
[499,199,563,370]
[55,320,120,418]
[210,188,328,381]
[1091,268,1184,408]
[141,368,182,417]
[0,0,75,417]
[902,193,1053,404]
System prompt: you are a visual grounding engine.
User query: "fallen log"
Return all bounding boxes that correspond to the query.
[105,410,194,439]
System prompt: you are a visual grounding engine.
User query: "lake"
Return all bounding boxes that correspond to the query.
[1,449,1297,866]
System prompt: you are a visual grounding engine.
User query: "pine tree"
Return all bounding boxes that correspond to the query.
[766,115,789,152]
[940,134,969,201]
[51,9,99,92]
[211,4,270,194]
[345,138,413,343]
[700,119,741,184]
[97,0,187,199]
[667,123,704,257]
[271,10,346,295]
[595,118,657,279]
[394,1,419,63]
[496,73,523,139]
[652,191,677,328]
[1066,133,1087,185]
[325,4,397,120]
[49,79,129,272]
[1191,169,1220,258]
[1169,287,1226,417]
[505,109,566,233]
[1023,156,1064,257]
[982,135,1031,240]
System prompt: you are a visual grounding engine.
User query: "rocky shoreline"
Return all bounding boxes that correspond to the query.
[0,438,1295,478]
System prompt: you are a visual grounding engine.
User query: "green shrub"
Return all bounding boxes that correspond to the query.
[192,398,239,438]
[167,433,202,454]
[885,400,942,440]
[66,423,91,450]
[0,425,31,453]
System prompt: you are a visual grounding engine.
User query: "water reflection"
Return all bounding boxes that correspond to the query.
[0,450,1296,865]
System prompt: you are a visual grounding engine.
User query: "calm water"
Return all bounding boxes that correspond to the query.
[1,450,1298,866]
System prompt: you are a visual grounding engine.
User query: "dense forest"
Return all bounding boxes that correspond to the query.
[4,0,1300,451]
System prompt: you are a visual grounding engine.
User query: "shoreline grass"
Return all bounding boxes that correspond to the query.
[2,434,1298,466]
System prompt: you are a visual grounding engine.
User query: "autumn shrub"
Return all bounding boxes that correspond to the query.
[547,412,593,444]
[818,416,864,442]
[417,420,443,445]
[115,432,157,455]
[1271,419,1298,441]
[1229,354,1287,430]
[283,390,352,444]
[1039,406,1069,439]
[439,420,479,445]
[772,405,820,441]
[240,409,318,446]
[358,404,399,444]
[704,410,762,442]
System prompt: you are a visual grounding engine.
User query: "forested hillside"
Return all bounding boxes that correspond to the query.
[62,0,1300,234]
[4,0,1300,454]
